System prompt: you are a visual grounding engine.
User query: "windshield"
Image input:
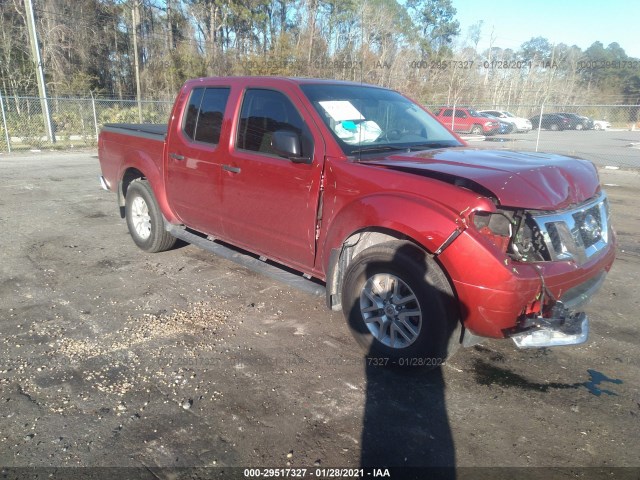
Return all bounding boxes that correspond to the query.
[299,84,462,155]
[503,111,515,118]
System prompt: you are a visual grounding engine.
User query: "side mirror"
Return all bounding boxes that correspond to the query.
[271,130,311,164]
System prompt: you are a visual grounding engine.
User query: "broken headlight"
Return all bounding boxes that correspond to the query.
[510,213,551,262]
[473,209,551,262]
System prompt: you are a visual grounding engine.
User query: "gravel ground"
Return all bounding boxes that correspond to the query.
[0,151,639,479]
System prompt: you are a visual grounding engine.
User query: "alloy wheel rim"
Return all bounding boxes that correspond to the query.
[131,196,151,240]
[359,273,422,349]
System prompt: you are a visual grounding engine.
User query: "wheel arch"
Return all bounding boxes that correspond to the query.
[117,156,178,223]
[321,195,464,311]
[325,226,459,314]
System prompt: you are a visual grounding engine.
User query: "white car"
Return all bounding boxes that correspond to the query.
[593,120,611,130]
[479,110,532,132]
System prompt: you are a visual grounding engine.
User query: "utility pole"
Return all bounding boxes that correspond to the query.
[25,0,55,143]
[132,2,143,123]
[166,0,175,92]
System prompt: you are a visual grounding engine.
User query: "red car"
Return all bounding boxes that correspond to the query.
[98,77,615,366]
[435,107,500,135]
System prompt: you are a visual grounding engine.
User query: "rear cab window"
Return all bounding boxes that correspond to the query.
[182,87,230,145]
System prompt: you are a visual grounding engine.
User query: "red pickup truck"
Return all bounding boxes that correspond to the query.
[98,76,615,365]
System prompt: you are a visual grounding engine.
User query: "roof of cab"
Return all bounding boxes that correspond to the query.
[183,76,384,89]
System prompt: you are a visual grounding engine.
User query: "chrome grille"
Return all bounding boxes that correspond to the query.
[532,192,610,265]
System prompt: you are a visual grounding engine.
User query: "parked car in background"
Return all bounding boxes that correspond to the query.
[552,113,594,130]
[530,114,571,131]
[435,107,500,135]
[479,110,532,132]
[478,112,515,134]
[593,120,611,130]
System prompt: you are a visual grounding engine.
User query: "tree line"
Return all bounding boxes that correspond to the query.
[1,0,639,108]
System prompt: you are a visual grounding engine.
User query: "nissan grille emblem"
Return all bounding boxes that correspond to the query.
[581,214,602,240]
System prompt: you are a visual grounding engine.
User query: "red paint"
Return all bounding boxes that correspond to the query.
[98,76,616,340]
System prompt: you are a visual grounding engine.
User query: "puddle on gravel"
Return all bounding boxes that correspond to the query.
[472,360,623,396]
[582,369,624,396]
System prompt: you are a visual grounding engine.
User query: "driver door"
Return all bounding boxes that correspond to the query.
[219,88,324,271]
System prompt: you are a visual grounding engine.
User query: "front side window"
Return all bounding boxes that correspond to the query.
[182,87,230,144]
[237,89,311,157]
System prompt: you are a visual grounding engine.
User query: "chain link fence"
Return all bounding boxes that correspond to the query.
[0,95,173,152]
[1,95,639,168]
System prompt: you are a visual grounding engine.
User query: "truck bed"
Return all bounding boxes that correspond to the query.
[102,123,167,139]
[98,123,167,193]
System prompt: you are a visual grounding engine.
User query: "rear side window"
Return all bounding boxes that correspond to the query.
[182,87,230,144]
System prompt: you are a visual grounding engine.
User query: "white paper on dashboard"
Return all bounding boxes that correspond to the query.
[318,101,364,122]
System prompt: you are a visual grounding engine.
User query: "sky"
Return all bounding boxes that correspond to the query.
[451,0,639,58]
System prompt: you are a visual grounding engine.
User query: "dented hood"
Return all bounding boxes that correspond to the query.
[361,148,600,210]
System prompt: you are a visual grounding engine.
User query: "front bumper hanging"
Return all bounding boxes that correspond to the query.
[510,302,589,348]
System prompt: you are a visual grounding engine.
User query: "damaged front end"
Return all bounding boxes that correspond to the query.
[467,191,613,348]
[511,303,588,348]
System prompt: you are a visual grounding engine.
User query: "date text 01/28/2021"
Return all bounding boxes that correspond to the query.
[243,468,392,477]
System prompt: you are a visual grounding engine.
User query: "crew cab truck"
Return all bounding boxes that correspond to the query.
[98,77,616,364]
[435,106,500,136]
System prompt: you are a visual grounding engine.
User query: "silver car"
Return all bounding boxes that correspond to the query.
[479,110,532,132]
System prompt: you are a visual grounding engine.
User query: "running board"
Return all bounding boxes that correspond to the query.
[165,224,325,298]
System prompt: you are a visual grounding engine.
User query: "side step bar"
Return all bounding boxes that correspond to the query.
[165,224,325,298]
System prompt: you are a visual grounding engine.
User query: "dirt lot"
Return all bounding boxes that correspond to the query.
[0,151,639,479]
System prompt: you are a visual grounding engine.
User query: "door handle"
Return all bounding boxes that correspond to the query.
[169,152,185,161]
[222,164,241,173]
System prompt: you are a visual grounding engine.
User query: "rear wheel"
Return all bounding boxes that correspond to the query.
[575,123,584,130]
[550,123,559,131]
[594,124,602,131]
[341,241,461,367]
[125,179,176,253]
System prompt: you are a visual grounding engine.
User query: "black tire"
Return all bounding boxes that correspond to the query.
[594,124,602,131]
[341,240,461,366]
[575,123,584,130]
[470,124,483,135]
[550,123,559,131]
[125,179,176,253]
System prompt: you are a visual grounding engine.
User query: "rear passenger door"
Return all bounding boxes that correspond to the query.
[220,88,324,271]
[166,86,230,234]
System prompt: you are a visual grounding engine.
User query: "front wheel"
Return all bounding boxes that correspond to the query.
[575,123,584,130]
[470,124,483,135]
[125,179,176,253]
[550,123,559,131]
[341,241,461,366]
